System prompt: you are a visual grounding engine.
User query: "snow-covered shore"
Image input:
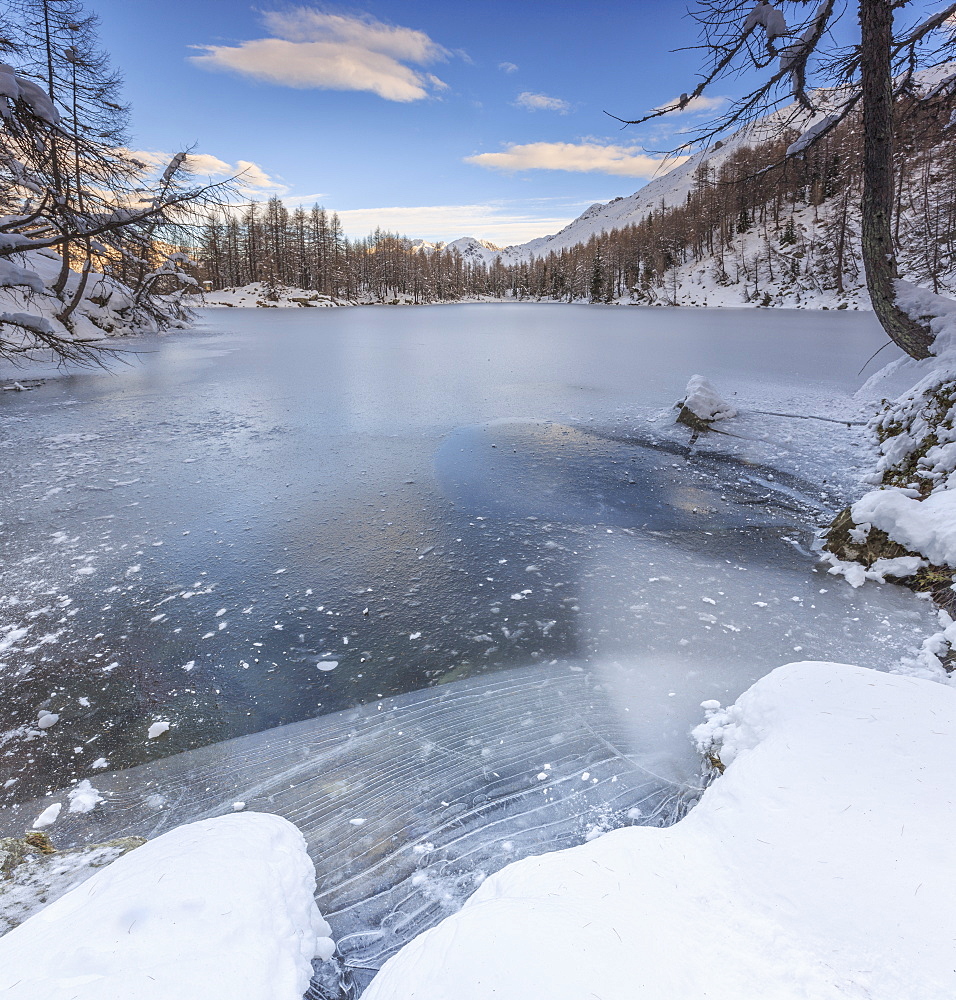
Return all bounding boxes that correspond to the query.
[0,812,332,1000]
[363,661,956,1000]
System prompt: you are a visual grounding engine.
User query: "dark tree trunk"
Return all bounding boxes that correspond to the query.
[859,0,935,359]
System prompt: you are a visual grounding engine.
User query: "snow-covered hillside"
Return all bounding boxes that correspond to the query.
[425,107,825,268]
[428,64,955,271]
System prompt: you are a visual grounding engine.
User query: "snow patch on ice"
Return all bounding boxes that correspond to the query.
[66,779,103,814]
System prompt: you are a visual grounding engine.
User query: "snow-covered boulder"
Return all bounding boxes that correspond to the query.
[0,812,333,1000]
[675,374,737,430]
[0,834,145,934]
[363,662,956,1000]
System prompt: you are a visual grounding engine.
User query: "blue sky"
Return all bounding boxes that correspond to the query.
[87,1,730,244]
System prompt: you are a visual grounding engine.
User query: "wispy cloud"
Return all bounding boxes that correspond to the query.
[498,61,518,74]
[652,94,727,117]
[189,8,449,102]
[309,200,588,245]
[465,141,686,178]
[514,91,571,113]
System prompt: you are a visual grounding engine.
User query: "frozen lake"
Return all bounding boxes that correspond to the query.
[0,304,932,801]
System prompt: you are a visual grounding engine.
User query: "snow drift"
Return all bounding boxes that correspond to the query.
[0,812,331,1000]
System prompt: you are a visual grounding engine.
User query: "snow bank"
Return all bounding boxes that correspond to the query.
[204,282,339,308]
[0,812,332,1000]
[0,249,164,353]
[364,662,956,1000]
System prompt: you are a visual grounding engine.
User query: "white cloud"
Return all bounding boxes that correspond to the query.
[189,8,449,102]
[498,62,519,74]
[652,94,728,116]
[324,201,585,245]
[184,153,288,195]
[514,91,571,113]
[127,150,288,196]
[184,152,233,176]
[233,160,285,191]
[465,141,687,178]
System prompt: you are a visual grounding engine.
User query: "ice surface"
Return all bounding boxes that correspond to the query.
[0,305,940,993]
[0,305,918,802]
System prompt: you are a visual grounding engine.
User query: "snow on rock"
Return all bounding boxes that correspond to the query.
[898,606,956,682]
[0,813,331,1000]
[203,282,339,308]
[0,836,145,935]
[147,720,170,739]
[677,374,737,422]
[852,487,956,568]
[363,662,956,1000]
[822,550,927,589]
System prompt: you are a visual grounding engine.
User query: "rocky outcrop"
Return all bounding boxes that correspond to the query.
[1,833,146,934]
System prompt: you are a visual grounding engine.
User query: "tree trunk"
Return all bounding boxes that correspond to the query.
[859,0,934,359]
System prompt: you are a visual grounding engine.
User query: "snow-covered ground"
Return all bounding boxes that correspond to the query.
[4,660,953,1000]
[201,280,504,308]
[0,812,332,1000]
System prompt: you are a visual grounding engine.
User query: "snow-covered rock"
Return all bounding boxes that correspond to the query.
[676,374,738,423]
[852,487,956,568]
[364,662,956,1000]
[0,813,331,1000]
[0,835,145,935]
